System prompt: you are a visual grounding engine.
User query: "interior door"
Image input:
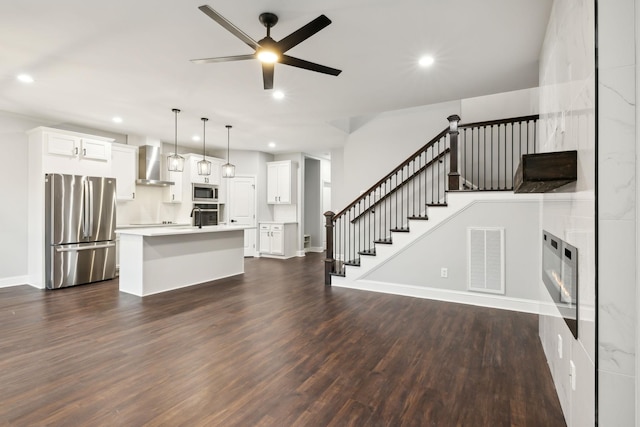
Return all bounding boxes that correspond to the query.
[228,176,256,257]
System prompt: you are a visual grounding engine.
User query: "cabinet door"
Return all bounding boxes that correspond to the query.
[276,163,291,203]
[81,138,110,161]
[267,163,279,203]
[46,132,79,157]
[111,144,137,201]
[270,225,284,255]
[165,170,183,203]
[259,225,271,253]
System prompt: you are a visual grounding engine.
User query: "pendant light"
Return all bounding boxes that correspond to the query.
[167,108,184,172]
[222,125,235,178]
[197,117,212,176]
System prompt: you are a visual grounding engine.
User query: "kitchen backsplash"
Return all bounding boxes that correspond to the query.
[117,185,181,225]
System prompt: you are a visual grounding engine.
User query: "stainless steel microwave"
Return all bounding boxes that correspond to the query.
[192,183,218,202]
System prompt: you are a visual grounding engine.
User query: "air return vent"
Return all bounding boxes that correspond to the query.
[468,227,505,294]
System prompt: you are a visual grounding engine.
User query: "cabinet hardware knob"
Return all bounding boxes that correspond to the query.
[74,147,78,155]
[83,148,86,156]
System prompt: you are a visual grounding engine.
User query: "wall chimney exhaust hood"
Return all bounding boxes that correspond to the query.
[136,145,175,186]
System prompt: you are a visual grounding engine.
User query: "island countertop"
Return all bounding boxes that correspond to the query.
[116,225,254,237]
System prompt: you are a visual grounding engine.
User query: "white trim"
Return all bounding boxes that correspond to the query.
[0,275,31,288]
[296,250,306,257]
[305,246,324,253]
[333,279,541,314]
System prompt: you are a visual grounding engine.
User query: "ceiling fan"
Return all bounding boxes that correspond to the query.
[191,5,342,90]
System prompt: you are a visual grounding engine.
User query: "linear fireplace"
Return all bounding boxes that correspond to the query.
[542,230,578,338]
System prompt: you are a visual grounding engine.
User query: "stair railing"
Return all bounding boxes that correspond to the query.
[324,114,539,285]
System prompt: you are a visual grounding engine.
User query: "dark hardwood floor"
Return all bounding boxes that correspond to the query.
[0,253,565,426]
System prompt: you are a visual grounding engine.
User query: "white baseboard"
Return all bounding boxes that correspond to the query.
[333,279,541,314]
[296,250,306,257]
[0,275,31,288]
[305,246,324,253]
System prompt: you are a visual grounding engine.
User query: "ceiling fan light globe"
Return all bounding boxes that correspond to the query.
[258,50,279,63]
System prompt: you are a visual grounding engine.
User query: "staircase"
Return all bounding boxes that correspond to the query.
[324,114,539,285]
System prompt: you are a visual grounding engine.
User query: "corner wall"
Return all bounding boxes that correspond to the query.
[537,0,597,425]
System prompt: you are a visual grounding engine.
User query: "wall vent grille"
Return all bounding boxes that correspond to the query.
[468,227,505,294]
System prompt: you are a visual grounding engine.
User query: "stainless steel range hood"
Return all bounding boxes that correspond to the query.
[136,145,175,186]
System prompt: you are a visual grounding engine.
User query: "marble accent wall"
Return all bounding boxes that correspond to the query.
[597,0,637,424]
[538,0,597,426]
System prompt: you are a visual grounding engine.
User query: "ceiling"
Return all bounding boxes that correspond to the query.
[0,0,552,154]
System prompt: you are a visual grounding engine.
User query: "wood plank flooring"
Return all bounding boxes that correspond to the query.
[0,253,565,426]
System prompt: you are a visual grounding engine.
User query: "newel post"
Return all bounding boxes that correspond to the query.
[324,211,335,286]
[447,114,461,191]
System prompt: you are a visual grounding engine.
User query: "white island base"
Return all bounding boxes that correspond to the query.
[117,226,247,297]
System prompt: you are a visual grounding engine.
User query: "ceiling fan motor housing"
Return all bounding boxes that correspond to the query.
[259,12,278,28]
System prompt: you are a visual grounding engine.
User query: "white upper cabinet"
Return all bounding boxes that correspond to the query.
[267,160,295,204]
[111,144,137,201]
[164,169,183,203]
[32,128,113,177]
[45,132,79,157]
[45,132,111,162]
[80,138,110,161]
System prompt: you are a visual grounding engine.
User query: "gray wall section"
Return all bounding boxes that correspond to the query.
[303,158,322,248]
[364,200,540,301]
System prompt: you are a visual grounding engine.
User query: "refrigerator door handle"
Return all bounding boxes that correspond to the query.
[88,180,94,237]
[55,242,116,252]
[82,179,89,238]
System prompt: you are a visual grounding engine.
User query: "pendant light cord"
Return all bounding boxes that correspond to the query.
[172,108,180,155]
[226,125,232,163]
[201,117,208,159]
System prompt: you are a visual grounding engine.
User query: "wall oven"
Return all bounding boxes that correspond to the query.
[193,203,218,227]
[192,183,218,202]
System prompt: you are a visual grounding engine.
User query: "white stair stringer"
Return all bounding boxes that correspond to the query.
[331,192,538,287]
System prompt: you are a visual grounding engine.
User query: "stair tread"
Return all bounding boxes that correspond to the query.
[426,203,448,207]
[390,227,410,233]
[330,272,345,278]
[344,259,360,267]
[407,215,429,220]
[374,239,393,244]
[358,249,376,256]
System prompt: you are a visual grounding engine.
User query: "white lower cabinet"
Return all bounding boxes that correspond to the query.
[259,222,297,258]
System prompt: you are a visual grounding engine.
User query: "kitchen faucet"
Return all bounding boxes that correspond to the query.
[190,206,202,229]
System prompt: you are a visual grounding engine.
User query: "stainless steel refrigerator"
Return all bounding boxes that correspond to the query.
[45,173,117,289]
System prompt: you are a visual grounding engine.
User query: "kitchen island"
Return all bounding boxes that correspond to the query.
[116,225,252,296]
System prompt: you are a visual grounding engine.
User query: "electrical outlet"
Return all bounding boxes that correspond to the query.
[440,268,448,278]
[570,360,576,391]
[557,335,563,359]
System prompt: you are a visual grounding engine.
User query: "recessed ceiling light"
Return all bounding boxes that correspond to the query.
[192,135,201,141]
[268,142,276,148]
[112,116,123,123]
[17,74,34,83]
[419,56,435,67]
[273,91,285,100]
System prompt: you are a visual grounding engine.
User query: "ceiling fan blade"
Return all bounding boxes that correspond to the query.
[191,54,255,64]
[276,15,331,53]
[280,55,342,76]
[198,5,261,50]
[262,63,274,90]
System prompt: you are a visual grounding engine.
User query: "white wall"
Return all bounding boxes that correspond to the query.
[336,100,460,210]
[596,0,637,424]
[537,0,597,425]
[364,199,540,302]
[461,87,539,123]
[0,111,47,286]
